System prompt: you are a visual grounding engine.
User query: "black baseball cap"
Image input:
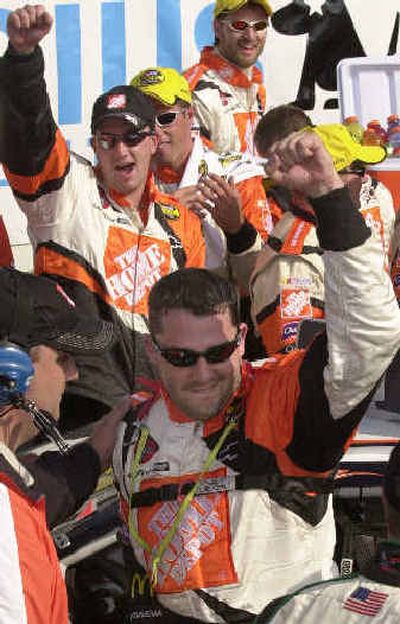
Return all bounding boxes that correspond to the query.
[0,269,115,355]
[91,85,156,134]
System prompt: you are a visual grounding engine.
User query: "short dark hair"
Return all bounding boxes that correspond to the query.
[148,268,240,336]
[255,105,313,156]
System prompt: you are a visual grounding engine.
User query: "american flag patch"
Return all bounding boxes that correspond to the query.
[343,586,388,616]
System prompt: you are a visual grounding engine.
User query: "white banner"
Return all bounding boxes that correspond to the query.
[0,0,399,249]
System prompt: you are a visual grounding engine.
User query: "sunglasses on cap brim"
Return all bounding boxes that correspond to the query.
[152,331,242,367]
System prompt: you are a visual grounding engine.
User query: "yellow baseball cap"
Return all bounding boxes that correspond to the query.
[306,124,386,172]
[130,67,192,106]
[214,0,273,18]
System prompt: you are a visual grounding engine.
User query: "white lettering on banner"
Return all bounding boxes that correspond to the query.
[106,243,165,306]
[148,496,223,587]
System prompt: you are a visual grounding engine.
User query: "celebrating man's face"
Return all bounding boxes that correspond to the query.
[214,4,269,69]
[148,309,246,422]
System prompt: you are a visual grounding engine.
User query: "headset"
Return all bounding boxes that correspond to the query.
[0,341,70,454]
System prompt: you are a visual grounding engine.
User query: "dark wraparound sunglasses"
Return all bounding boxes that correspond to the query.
[97,130,154,150]
[152,331,241,367]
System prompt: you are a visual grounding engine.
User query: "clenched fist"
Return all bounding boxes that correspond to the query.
[7,4,53,55]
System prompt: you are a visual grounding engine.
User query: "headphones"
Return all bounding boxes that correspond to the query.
[0,341,70,454]
[0,342,34,407]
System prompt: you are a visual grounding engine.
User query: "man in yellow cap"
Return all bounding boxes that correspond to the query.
[250,115,395,356]
[184,0,272,155]
[131,67,272,249]
[132,66,275,359]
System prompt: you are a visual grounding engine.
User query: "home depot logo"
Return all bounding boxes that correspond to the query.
[105,238,170,311]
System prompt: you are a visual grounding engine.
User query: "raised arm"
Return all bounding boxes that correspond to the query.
[7,4,53,54]
[1,5,68,193]
[266,131,400,470]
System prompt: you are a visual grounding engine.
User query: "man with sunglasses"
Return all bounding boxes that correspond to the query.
[184,0,272,155]
[112,130,400,622]
[251,114,395,356]
[132,67,271,244]
[0,5,218,420]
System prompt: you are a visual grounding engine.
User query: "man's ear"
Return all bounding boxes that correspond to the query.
[150,132,159,156]
[214,17,222,41]
[90,136,96,153]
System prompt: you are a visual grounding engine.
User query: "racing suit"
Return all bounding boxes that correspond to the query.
[251,176,395,355]
[0,45,259,406]
[154,136,272,274]
[112,186,400,622]
[0,442,69,624]
[184,46,266,155]
[256,541,400,623]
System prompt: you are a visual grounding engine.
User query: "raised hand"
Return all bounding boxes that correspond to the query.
[7,4,53,54]
[173,185,210,216]
[266,130,343,198]
[198,173,244,234]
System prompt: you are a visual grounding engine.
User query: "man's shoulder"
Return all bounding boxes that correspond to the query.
[184,48,230,93]
[194,136,264,180]
[218,151,265,181]
[249,349,307,378]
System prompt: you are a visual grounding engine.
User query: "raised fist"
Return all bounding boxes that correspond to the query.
[266,131,343,198]
[7,5,53,54]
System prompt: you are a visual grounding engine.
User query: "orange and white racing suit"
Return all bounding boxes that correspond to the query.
[0,444,69,624]
[155,135,271,260]
[184,46,266,156]
[112,186,400,622]
[1,45,259,405]
[251,176,395,355]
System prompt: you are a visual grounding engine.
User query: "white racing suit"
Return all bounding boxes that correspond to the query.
[256,542,400,623]
[155,135,270,274]
[113,186,400,622]
[184,46,266,156]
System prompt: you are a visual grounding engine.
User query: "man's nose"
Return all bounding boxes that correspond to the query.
[155,126,167,140]
[243,25,258,42]
[192,355,214,381]
[113,138,130,155]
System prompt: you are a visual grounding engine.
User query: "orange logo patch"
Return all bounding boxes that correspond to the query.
[360,206,384,246]
[281,287,312,319]
[137,468,237,593]
[104,227,171,315]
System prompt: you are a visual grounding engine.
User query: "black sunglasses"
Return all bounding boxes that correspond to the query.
[97,130,153,150]
[153,331,241,367]
[155,111,182,127]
